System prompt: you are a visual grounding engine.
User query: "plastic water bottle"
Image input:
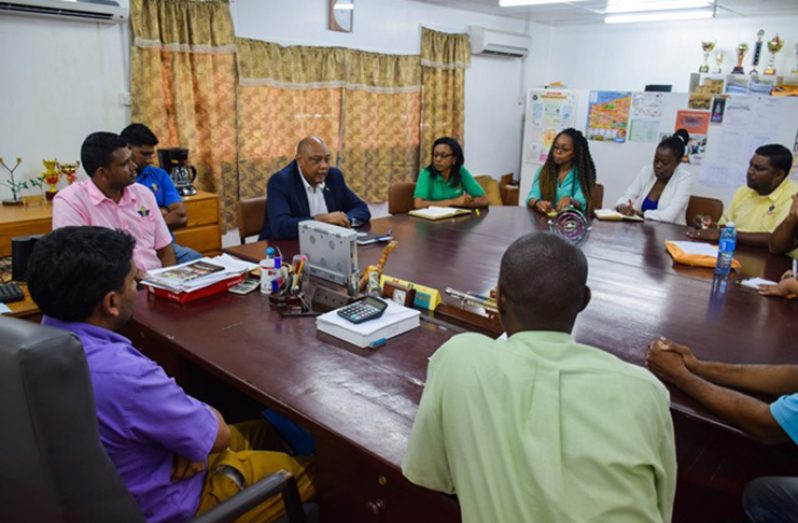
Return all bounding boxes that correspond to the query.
[260,247,276,295]
[714,222,736,277]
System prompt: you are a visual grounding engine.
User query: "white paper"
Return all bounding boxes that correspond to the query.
[700,162,745,188]
[724,96,755,128]
[317,300,420,336]
[669,241,718,257]
[740,277,778,290]
[0,303,11,315]
[714,129,746,165]
[631,92,664,119]
[629,119,660,143]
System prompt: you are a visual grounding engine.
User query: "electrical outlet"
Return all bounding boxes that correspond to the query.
[118,92,132,107]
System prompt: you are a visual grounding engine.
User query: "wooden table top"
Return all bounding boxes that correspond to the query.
[131,207,798,473]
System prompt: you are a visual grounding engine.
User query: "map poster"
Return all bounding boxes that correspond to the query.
[586,91,632,143]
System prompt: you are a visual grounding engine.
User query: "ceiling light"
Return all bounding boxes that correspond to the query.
[605,0,713,14]
[605,8,714,23]
[499,0,585,6]
[333,2,354,10]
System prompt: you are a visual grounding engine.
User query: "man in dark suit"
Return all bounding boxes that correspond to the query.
[259,135,371,240]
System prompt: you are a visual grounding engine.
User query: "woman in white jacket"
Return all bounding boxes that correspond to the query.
[615,128,695,225]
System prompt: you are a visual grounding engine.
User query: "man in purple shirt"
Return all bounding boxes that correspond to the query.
[27,226,314,522]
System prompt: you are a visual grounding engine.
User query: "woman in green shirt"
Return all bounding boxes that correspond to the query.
[414,137,489,209]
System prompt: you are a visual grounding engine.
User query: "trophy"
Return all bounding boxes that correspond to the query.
[58,161,80,185]
[732,43,749,74]
[714,50,724,73]
[750,29,765,75]
[42,159,60,201]
[763,34,784,75]
[793,44,798,75]
[699,40,716,73]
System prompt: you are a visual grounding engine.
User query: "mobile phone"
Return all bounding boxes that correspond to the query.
[228,279,260,295]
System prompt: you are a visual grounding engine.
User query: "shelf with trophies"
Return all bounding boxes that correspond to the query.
[689,32,798,97]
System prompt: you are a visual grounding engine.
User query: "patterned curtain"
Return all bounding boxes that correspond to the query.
[339,51,421,202]
[419,27,470,169]
[130,0,238,228]
[236,39,345,200]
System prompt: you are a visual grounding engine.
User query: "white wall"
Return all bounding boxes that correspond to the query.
[521,15,798,206]
[541,16,798,92]
[232,0,550,181]
[0,8,130,201]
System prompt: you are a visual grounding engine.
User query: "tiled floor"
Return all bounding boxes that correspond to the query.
[221,201,390,249]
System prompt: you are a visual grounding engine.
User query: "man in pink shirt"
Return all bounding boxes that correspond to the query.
[53,132,176,274]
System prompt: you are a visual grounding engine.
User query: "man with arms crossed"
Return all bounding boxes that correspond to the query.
[403,233,676,522]
[27,226,314,522]
[259,135,370,240]
[52,131,176,275]
[648,338,798,523]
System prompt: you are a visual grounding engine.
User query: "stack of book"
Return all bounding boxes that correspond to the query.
[142,254,258,303]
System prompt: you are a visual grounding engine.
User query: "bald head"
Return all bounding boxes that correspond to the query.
[498,233,589,334]
[297,135,326,155]
[295,135,330,186]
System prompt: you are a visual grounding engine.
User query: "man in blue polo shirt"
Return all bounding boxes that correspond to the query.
[27,226,315,522]
[121,123,202,264]
[647,337,798,522]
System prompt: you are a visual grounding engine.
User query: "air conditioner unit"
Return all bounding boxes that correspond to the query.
[469,26,531,58]
[0,0,128,23]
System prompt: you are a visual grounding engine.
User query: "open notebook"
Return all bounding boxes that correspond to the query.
[408,206,472,221]
[594,209,644,222]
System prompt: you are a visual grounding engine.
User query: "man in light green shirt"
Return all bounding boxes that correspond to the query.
[402,233,676,523]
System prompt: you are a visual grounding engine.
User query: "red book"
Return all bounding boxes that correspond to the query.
[144,274,245,304]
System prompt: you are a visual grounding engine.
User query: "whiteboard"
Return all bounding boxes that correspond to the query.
[519,89,798,211]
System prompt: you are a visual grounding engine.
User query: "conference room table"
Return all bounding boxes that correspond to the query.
[127,206,798,523]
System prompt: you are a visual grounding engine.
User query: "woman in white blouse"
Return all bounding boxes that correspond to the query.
[615,128,695,225]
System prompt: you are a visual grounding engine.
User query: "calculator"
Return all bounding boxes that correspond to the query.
[0,282,24,303]
[337,296,388,324]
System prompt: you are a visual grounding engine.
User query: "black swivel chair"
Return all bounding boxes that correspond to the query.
[0,316,311,523]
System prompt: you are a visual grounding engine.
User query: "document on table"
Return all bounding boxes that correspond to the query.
[667,241,718,257]
[740,277,777,290]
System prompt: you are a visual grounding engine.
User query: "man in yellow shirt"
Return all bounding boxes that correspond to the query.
[688,144,796,248]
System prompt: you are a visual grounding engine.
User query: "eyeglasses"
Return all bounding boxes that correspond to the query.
[552,145,573,153]
[433,153,454,159]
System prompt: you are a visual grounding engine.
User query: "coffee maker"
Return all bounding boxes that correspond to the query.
[158,148,197,197]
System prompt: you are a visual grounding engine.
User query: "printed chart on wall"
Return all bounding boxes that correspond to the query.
[524,90,577,164]
[701,96,790,188]
[629,92,664,143]
[675,110,710,166]
[586,91,631,143]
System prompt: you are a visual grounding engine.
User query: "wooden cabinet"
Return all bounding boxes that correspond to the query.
[0,190,222,258]
[173,191,222,256]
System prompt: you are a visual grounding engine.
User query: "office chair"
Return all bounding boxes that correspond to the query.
[686,195,724,226]
[0,316,311,523]
[591,183,605,211]
[388,182,416,214]
[236,196,268,244]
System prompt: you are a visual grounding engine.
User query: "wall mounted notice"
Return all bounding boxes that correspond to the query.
[586,91,632,143]
[629,92,664,143]
[524,90,576,164]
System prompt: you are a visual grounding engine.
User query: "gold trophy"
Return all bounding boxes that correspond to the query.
[763,34,784,75]
[750,29,765,75]
[732,43,749,74]
[42,159,60,201]
[714,50,724,73]
[58,161,80,185]
[699,40,716,73]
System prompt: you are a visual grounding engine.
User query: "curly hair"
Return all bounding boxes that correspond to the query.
[538,128,597,215]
